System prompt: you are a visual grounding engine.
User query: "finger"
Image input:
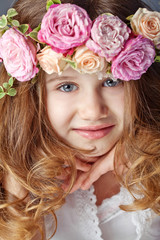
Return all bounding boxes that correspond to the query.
[80,167,104,190]
[81,156,114,190]
[61,170,86,193]
[64,159,91,172]
[70,171,88,193]
[75,158,91,172]
[61,180,70,192]
[60,162,90,193]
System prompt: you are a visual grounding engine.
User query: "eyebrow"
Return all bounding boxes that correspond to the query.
[46,76,75,83]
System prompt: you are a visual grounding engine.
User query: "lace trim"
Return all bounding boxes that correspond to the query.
[45,186,154,240]
[118,188,153,240]
[97,188,123,223]
[132,209,153,240]
[75,186,103,240]
[97,187,153,240]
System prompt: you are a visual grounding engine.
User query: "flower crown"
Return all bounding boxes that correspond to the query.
[0,0,159,98]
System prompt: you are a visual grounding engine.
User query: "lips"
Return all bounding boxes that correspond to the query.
[73,124,114,140]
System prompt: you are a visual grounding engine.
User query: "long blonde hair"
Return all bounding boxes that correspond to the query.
[0,65,77,239]
[115,64,160,214]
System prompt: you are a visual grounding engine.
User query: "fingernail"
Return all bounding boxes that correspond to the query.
[81,182,90,190]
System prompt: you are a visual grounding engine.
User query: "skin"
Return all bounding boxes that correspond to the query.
[4,66,125,205]
[3,67,125,239]
[46,67,124,196]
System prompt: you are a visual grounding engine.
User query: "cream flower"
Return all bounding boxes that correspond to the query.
[73,45,107,74]
[131,8,160,48]
[37,46,67,74]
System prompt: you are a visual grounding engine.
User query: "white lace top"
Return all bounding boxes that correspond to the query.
[45,186,160,240]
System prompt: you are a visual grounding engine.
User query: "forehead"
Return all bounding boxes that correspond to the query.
[45,66,122,85]
[45,67,98,83]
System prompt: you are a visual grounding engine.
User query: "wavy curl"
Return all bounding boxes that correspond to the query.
[0,64,77,239]
[115,64,160,214]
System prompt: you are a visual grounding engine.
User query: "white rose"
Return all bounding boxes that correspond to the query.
[73,45,107,74]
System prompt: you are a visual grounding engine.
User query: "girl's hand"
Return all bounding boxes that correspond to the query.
[70,146,116,193]
[59,159,92,191]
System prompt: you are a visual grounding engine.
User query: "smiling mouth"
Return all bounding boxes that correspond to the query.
[73,125,115,140]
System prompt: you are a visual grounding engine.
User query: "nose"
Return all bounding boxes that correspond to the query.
[78,89,108,121]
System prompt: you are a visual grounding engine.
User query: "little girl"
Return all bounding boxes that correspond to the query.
[0,0,160,239]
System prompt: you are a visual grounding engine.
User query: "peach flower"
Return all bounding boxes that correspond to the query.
[73,45,107,74]
[37,46,67,74]
[131,8,160,48]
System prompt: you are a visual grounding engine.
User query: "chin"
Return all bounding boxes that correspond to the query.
[76,147,109,163]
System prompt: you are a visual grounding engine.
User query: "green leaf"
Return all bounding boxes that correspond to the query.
[106,64,111,74]
[0,15,7,28]
[31,76,38,84]
[18,24,29,34]
[4,26,9,31]
[102,13,113,16]
[7,17,12,24]
[46,0,54,11]
[27,31,43,43]
[126,14,133,21]
[11,20,20,27]
[8,77,14,86]
[63,58,77,69]
[53,0,61,4]
[7,8,18,18]
[3,82,9,90]
[155,55,160,62]
[46,0,61,11]
[28,31,38,41]
[0,92,6,99]
[0,86,4,93]
[0,28,7,37]
[106,70,111,74]
[32,24,41,33]
[7,88,17,96]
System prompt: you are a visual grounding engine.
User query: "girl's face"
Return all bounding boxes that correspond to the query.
[46,67,124,162]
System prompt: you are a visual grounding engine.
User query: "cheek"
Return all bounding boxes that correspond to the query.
[107,88,124,121]
[46,95,72,132]
[116,98,124,120]
[47,102,62,129]
[116,88,124,114]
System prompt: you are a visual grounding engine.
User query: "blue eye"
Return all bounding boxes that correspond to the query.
[58,83,78,92]
[103,78,122,87]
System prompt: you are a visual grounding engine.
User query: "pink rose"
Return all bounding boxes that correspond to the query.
[37,46,67,74]
[38,4,92,54]
[0,28,38,82]
[111,36,155,81]
[86,15,131,62]
[131,8,160,49]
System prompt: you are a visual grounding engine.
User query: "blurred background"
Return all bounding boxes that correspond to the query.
[0,0,160,15]
[144,0,160,9]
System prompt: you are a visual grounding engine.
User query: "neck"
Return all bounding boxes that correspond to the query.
[93,171,120,206]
